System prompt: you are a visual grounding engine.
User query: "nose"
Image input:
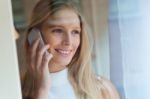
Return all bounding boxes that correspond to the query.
[62,33,72,46]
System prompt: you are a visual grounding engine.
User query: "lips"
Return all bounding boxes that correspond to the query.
[55,49,72,56]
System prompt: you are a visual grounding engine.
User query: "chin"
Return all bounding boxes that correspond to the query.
[51,57,72,66]
[58,60,71,67]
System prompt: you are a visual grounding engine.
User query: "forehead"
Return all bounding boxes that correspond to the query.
[45,8,80,27]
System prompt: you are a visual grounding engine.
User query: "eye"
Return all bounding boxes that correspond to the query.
[72,30,80,35]
[52,29,64,33]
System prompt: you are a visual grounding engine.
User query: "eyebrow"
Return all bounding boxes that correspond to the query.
[47,24,81,30]
[47,24,63,28]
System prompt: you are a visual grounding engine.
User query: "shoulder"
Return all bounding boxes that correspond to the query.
[97,76,120,99]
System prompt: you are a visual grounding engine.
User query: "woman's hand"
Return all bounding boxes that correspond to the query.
[27,38,53,99]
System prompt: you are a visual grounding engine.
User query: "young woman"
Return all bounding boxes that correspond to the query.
[21,0,120,99]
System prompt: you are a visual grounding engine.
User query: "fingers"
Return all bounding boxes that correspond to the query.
[28,36,53,77]
[36,44,50,69]
[42,52,53,69]
[29,38,40,71]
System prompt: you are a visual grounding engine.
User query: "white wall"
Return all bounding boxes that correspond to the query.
[109,0,150,99]
[120,1,150,98]
[0,0,22,99]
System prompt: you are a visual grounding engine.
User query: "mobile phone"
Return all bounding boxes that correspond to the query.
[28,28,49,54]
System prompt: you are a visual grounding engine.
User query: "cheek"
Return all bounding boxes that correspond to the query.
[45,36,61,45]
[46,38,60,53]
[74,38,80,50]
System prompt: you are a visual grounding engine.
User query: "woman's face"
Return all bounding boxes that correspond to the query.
[40,8,81,71]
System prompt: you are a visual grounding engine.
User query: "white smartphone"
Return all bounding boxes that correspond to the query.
[28,28,49,54]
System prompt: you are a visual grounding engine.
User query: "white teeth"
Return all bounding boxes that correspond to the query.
[58,50,70,54]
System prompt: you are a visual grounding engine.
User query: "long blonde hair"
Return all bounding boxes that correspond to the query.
[21,0,107,99]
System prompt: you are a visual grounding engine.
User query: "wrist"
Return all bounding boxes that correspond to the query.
[34,88,49,99]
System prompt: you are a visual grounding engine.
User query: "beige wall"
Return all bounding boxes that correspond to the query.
[81,0,110,78]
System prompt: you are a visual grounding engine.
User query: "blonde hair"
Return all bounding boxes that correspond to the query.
[21,0,107,99]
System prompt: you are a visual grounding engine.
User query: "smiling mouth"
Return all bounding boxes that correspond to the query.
[55,49,72,56]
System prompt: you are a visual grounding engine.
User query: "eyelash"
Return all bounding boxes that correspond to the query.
[72,30,80,35]
[52,29,63,33]
[51,29,80,35]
